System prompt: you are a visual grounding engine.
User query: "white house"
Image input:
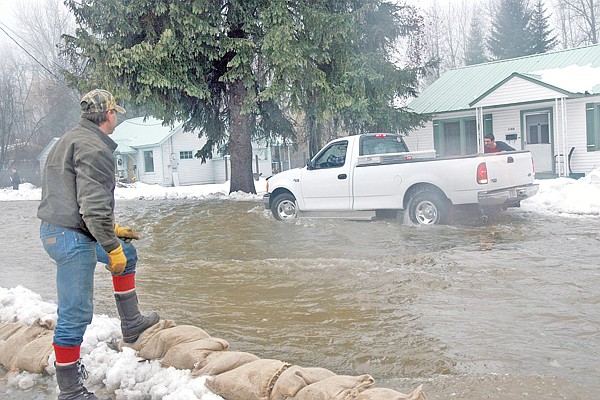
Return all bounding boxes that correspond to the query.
[111,117,273,186]
[406,44,600,177]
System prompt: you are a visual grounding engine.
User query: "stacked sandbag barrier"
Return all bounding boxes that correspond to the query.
[0,318,54,374]
[0,318,427,400]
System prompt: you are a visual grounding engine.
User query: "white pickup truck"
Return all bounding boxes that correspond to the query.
[263,133,539,224]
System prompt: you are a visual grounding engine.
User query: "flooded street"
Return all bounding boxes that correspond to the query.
[1,199,599,399]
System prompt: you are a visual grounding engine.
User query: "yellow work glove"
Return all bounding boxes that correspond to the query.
[114,223,140,242]
[106,244,127,275]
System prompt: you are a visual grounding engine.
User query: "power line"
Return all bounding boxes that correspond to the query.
[0,21,62,81]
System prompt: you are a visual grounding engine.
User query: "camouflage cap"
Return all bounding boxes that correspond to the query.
[80,89,126,114]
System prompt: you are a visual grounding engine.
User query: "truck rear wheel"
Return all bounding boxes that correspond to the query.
[407,189,449,225]
[271,193,297,221]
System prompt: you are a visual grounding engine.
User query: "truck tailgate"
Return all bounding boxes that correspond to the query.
[483,151,535,190]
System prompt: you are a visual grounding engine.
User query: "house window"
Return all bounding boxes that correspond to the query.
[143,150,154,172]
[586,103,600,152]
[180,150,193,159]
[433,115,492,157]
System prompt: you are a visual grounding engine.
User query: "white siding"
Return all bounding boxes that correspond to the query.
[161,142,173,186]
[485,106,524,148]
[473,76,567,108]
[404,121,434,151]
[212,158,228,183]
[405,110,477,152]
[137,146,164,185]
[170,132,214,186]
[177,158,216,185]
[561,98,600,174]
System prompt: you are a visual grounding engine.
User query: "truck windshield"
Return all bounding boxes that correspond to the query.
[360,135,408,155]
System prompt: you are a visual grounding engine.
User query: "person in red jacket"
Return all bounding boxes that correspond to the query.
[484,133,515,153]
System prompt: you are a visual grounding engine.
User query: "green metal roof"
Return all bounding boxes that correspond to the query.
[408,44,600,114]
[111,117,181,153]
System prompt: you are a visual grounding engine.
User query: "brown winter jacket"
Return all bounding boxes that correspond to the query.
[37,118,120,253]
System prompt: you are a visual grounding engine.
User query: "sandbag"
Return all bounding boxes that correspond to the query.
[0,320,25,340]
[138,324,211,360]
[354,385,427,400]
[0,319,54,370]
[160,337,229,370]
[122,319,176,352]
[270,366,337,400]
[191,351,260,377]
[13,333,54,373]
[205,359,291,400]
[290,374,374,400]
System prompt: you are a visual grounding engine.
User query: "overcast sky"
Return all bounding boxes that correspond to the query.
[0,0,25,44]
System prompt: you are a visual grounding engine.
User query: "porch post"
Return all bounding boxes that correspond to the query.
[560,97,568,177]
[554,97,569,177]
[476,106,484,153]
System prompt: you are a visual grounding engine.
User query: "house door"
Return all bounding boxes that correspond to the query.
[523,112,552,174]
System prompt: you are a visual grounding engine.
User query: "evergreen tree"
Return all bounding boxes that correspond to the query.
[530,0,558,54]
[61,0,428,192]
[262,2,428,156]
[487,0,535,60]
[465,11,488,65]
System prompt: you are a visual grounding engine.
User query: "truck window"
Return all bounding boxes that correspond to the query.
[314,141,348,169]
[361,135,408,155]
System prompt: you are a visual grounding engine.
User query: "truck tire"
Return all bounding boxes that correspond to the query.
[271,193,298,221]
[407,189,449,225]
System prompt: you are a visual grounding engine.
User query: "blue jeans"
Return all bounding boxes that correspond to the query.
[40,222,138,348]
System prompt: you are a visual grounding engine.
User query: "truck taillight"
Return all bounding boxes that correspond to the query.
[477,162,488,184]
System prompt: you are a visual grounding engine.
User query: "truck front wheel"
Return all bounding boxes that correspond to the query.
[407,189,449,225]
[271,193,298,221]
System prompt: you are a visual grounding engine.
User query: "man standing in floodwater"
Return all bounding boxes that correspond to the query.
[37,89,160,400]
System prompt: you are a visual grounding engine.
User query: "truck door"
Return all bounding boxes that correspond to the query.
[301,140,352,210]
[353,134,410,209]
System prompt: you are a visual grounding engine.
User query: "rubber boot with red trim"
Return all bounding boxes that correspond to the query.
[114,290,159,343]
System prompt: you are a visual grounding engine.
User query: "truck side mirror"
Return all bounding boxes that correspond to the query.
[306,158,314,170]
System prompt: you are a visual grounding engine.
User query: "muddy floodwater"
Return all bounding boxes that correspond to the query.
[1,199,599,399]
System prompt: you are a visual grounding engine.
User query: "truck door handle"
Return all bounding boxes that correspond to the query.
[338,174,347,180]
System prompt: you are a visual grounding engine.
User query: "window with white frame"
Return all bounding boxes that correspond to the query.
[179,150,194,159]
